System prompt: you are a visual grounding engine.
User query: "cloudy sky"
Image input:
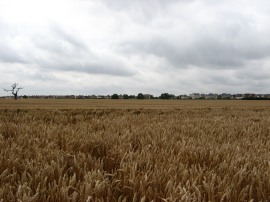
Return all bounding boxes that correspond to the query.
[1,0,270,96]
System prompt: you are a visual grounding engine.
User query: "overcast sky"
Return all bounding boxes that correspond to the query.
[1,0,270,96]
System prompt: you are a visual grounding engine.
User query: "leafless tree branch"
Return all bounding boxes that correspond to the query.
[3,83,23,100]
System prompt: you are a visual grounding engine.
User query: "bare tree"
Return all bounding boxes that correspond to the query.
[4,83,23,100]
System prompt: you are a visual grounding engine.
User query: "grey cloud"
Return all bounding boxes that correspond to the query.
[99,0,179,11]
[112,0,270,71]
[55,61,135,76]
[98,0,188,22]
[235,67,270,81]
[117,25,270,70]
[117,38,243,69]
[1,0,270,95]
[0,21,25,64]
[0,24,37,65]
[28,25,136,77]
[33,25,88,56]
[85,64,133,76]
[33,49,135,76]
[49,25,88,51]
[0,42,26,64]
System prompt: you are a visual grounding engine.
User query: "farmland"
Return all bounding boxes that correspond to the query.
[0,99,270,201]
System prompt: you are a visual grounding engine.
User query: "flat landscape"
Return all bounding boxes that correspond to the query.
[0,99,270,201]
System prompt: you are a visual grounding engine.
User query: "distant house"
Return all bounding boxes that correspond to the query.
[89,95,97,99]
[200,94,206,99]
[231,94,243,99]
[97,95,106,99]
[67,95,76,99]
[180,95,190,99]
[244,93,256,99]
[256,94,265,98]
[237,94,244,99]
[191,93,200,99]
[143,94,153,99]
[220,93,231,99]
[205,93,218,99]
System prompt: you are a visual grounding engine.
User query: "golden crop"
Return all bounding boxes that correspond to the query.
[0,99,270,201]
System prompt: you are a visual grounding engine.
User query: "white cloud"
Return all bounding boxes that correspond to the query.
[1,0,270,96]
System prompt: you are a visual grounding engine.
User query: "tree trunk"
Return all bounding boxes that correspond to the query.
[14,93,17,100]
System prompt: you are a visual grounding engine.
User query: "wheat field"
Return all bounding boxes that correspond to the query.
[0,99,270,201]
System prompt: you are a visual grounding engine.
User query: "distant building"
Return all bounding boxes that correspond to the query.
[244,93,256,99]
[205,93,218,99]
[219,93,231,99]
[180,95,190,99]
[231,94,244,99]
[143,94,152,99]
[97,95,106,99]
[66,95,76,99]
[191,93,200,99]
[89,95,97,99]
[200,94,206,99]
[256,94,265,98]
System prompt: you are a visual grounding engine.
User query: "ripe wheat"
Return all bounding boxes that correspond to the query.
[0,99,270,201]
